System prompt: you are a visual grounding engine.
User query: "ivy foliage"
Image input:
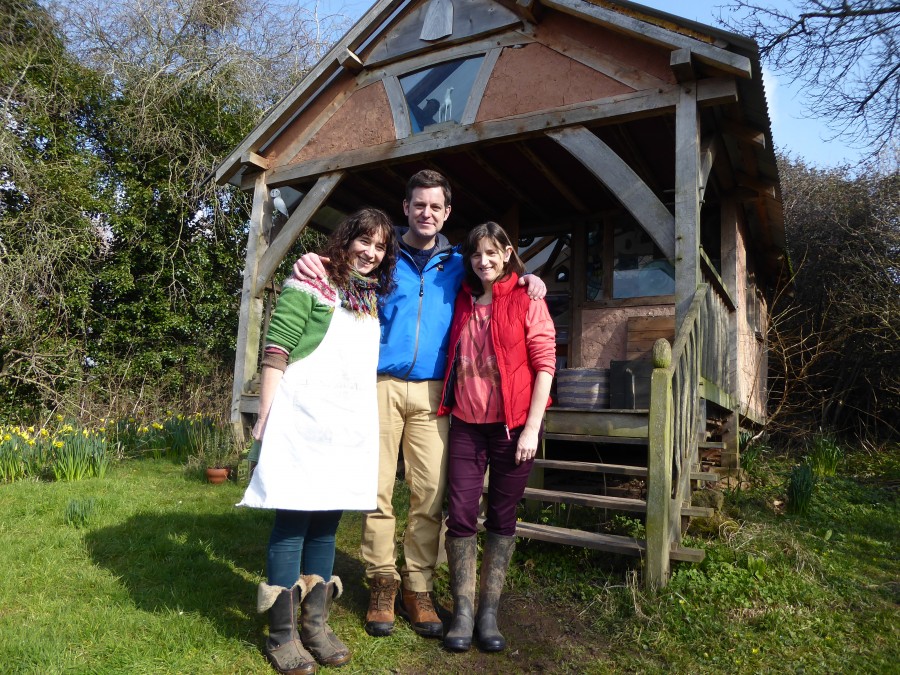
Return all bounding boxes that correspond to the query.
[1,0,341,422]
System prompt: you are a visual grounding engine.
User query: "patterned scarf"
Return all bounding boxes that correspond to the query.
[338,270,380,318]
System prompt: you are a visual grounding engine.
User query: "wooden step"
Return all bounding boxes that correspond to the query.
[514,521,705,562]
[545,408,649,440]
[699,440,726,450]
[544,432,647,444]
[534,459,720,482]
[520,487,715,518]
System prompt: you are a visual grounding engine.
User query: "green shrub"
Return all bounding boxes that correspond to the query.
[807,433,843,477]
[65,498,97,528]
[52,432,109,481]
[787,464,815,515]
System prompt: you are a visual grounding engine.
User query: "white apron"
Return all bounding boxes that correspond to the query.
[238,296,380,511]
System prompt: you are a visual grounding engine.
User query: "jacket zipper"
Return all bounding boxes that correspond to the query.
[400,251,447,380]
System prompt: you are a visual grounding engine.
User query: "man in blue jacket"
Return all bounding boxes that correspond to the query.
[294,170,545,638]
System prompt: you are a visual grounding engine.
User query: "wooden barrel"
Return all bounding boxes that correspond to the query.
[555,368,610,409]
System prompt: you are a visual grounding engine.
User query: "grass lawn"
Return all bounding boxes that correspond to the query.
[1,450,897,674]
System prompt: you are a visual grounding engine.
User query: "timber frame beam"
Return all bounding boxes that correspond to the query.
[547,125,676,261]
[254,78,737,189]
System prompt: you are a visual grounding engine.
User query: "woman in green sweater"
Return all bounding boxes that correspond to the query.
[239,207,396,675]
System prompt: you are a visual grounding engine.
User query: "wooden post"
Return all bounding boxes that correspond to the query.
[646,338,673,589]
[231,173,270,435]
[674,85,701,333]
[720,199,741,470]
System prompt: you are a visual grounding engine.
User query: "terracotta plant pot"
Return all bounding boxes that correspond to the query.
[206,467,229,484]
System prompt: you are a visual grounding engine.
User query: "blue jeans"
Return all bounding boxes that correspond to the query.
[267,509,343,587]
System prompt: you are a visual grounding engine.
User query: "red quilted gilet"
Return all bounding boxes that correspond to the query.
[438,273,551,428]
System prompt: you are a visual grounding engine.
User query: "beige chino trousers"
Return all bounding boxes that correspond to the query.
[361,375,449,592]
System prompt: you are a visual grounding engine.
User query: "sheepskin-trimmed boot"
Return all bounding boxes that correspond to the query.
[257,580,317,675]
[443,535,477,652]
[300,575,351,668]
[475,532,516,652]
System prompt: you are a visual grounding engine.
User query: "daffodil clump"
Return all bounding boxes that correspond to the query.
[0,412,212,483]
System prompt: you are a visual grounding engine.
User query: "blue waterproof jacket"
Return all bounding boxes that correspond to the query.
[378,230,465,381]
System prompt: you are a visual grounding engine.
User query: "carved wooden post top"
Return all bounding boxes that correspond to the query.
[652,338,672,369]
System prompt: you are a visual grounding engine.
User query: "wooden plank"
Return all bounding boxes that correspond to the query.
[515,521,704,561]
[534,459,717,483]
[721,119,766,148]
[231,173,269,425]
[670,48,695,83]
[696,76,739,105]
[541,0,752,78]
[383,75,412,139]
[700,247,737,310]
[521,487,647,513]
[545,409,649,438]
[214,0,408,184]
[543,432,647,445]
[259,86,682,188]
[700,377,737,410]
[356,31,535,88]
[339,48,364,74]
[365,0,522,67]
[460,47,502,125]
[674,86,701,334]
[534,459,649,476]
[241,151,269,170]
[548,126,676,262]
[255,173,344,290]
[515,521,643,556]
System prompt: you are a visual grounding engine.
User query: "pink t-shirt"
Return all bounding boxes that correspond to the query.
[452,302,504,424]
[451,298,556,424]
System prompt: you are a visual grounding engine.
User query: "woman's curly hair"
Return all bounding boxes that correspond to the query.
[323,207,397,296]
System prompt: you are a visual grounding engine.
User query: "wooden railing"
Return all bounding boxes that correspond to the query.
[646,283,730,588]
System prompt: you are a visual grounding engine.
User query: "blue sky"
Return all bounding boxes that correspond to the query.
[320,0,862,167]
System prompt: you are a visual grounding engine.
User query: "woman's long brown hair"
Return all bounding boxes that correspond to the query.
[322,207,397,296]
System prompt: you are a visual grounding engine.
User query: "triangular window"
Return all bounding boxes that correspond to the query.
[400,55,485,133]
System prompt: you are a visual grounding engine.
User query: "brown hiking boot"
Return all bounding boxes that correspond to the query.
[365,573,399,637]
[396,587,443,638]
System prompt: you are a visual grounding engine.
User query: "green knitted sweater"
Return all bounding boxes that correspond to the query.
[265,277,337,364]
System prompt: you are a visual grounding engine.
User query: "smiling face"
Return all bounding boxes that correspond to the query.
[469,236,512,288]
[348,229,388,275]
[402,186,451,249]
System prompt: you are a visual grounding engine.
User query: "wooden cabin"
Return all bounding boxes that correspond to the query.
[215,0,785,587]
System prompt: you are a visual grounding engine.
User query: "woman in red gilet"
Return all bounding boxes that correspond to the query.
[437,221,556,652]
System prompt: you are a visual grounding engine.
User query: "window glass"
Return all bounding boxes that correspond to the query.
[612,217,674,298]
[586,224,604,300]
[400,56,485,133]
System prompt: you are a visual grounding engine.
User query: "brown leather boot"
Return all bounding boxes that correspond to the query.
[300,575,351,668]
[365,573,399,637]
[396,585,443,638]
[257,580,317,675]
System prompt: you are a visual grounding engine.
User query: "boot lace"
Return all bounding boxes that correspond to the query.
[412,591,435,614]
[370,583,395,612]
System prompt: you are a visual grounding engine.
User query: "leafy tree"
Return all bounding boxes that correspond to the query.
[1,0,344,423]
[721,1,900,157]
[768,153,899,440]
[0,0,113,419]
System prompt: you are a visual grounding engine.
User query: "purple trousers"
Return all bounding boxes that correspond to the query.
[445,416,536,538]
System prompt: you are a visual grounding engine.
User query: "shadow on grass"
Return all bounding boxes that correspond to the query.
[84,510,367,643]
